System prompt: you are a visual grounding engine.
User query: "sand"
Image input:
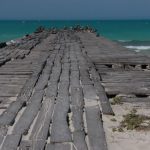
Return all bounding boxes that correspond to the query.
[103,101,150,150]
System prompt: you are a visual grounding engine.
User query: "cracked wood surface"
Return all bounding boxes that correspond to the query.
[0,29,149,150]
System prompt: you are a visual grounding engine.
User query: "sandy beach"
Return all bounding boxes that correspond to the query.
[103,102,150,150]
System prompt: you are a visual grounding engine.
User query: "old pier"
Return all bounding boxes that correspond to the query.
[0,28,150,150]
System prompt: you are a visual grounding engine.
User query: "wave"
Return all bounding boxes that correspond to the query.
[117,40,133,42]
[118,40,150,46]
[125,46,150,52]
[125,46,150,50]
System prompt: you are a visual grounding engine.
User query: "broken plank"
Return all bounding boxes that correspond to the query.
[85,105,108,150]
[82,85,98,101]
[50,97,72,143]
[71,87,84,108]
[29,96,55,140]
[58,81,69,98]
[94,82,114,115]
[46,143,71,150]
[12,91,44,135]
[73,131,88,150]
[70,71,80,87]
[0,101,26,126]
[19,140,46,150]
[1,134,21,150]
[45,81,58,98]
[35,73,50,91]
[71,106,84,132]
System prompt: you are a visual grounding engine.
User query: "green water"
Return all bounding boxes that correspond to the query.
[0,20,150,42]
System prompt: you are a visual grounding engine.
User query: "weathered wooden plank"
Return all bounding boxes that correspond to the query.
[32,54,49,75]
[71,87,84,107]
[54,44,61,50]
[12,91,44,135]
[70,71,80,87]
[95,59,150,65]
[60,70,70,82]
[89,67,101,81]
[50,97,72,143]
[121,97,150,103]
[0,67,32,71]
[29,96,55,140]
[17,75,38,99]
[35,73,50,91]
[35,53,54,90]
[18,55,48,100]
[0,101,26,126]
[103,82,150,87]
[9,49,20,59]
[62,56,69,63]
[71,62,78,71]
[0,72,31,75]
[16,51,26,59]
[0,80,26,85]
[0,126,8,145]
[0,51,47,125]
[73,131,88,150]
[45,143,55,150]
[0,97,13,106]
[1,134,21,150]
[80,69,93,85]
[94,82,114,115]
[46,82,58,98]
[82,85,98,101]
[101,72,150,81]
[58,81,69,98]
[0,86,22,97]
[19,140,46,150]
[71,106,84,132]
[42,62,53,75]
[0,135,4,145]
[50,67,62,82]
[46,143,71,150]
[105,86,150,95]
[62,63,70,70]
[85,105,108,150]
[0,75,28,79]
[87,63,114,115]
[102,78,150,83]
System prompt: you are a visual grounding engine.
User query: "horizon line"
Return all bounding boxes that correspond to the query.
[1,19,150,21]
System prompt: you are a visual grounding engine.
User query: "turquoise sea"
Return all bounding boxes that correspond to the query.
[1,20,150,51]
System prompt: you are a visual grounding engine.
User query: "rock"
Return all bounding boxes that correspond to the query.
[0,42,7,48]
[34,26,45,33]
[96,33,100,37]
[63,26,68,30]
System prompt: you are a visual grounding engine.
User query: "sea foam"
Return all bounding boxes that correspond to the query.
[125,46,150,50]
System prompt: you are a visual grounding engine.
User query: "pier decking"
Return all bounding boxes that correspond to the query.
[0,30,150,150]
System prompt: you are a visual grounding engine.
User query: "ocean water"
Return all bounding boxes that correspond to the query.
[1,20,150,51]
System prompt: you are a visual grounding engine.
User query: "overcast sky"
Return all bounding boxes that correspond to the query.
[0,0,150,20]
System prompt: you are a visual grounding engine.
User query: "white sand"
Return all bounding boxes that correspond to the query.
[103,102,150,150]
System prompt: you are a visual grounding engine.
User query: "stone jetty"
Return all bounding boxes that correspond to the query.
[0,28,150,150]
